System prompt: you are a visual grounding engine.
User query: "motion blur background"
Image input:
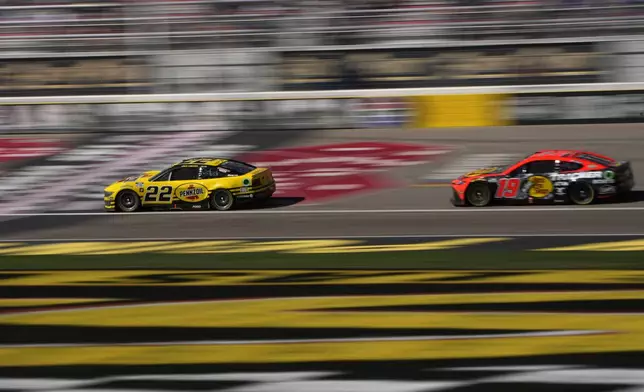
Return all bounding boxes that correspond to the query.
[4,4,644,392]
[1,0,644,212]
[1,0,643,132]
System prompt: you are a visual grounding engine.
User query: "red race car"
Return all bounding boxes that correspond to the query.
[451,150,634,207]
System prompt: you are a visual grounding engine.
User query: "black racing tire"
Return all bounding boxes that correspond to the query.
[116,190,141,212]
[466,182,492,207]
[210,189,235,211]
[569,182,595,205]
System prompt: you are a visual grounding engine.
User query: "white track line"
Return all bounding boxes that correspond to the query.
[3,206,644,216]
[2,233,644,242]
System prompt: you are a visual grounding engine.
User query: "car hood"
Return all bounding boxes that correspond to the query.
[105,170,160,191]
[458,166,506,180]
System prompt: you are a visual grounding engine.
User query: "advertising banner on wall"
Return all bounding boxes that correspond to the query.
[0,97,413,133]
[278,42,605,91]
[510,91,644,125]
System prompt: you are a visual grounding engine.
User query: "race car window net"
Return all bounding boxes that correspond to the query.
[575,153,615,166]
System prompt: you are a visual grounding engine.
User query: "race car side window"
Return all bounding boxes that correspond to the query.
[558,161,583,172]
[151,169,171,182]
[526,160,556,174]
[199,165,232,179]
[220,160,255,175]
[199,166,218,179]
[169,166,199,181]
[508,164,528,177]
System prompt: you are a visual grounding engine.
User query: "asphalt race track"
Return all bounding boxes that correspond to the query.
[3,123,644,241]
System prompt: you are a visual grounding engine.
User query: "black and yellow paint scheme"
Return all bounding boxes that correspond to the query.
[103,157,276,212]
[2,269,644,369]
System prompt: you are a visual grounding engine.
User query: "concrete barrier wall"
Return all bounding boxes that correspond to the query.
[1,83,644,132]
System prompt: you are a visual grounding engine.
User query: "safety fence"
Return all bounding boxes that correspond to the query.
[0,83,643,133]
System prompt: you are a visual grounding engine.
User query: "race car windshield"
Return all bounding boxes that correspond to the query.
[219,160,256,175]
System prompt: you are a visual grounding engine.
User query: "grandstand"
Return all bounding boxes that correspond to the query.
[0,0,642,94]
[1,0,643,52]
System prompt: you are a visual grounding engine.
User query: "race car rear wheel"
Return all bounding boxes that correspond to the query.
[466,182,492,207]
[116,190,140,212]
[210,189,235,211]
[569,182,595,205]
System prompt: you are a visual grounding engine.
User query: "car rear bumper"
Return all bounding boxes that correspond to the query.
[235,182,276,201]
[619,178,635,192]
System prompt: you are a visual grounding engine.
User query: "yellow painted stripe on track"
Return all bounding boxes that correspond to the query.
[2,293,644,365]
[0,240,358,256]
[3,338,644,367]
[4,293,643,328]
[78,242,182,255]
[2,269,644,286]
[0,243,21,249]
[0,242,117,256]
[537,239,644,251]
[163,240,359,254]
[289,238,509,253]
[86,241,246,255]
[0,242,196,256]
[0,237,641,255]
[0,298,114,307]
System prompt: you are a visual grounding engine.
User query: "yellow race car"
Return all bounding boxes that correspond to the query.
[104,158,276,212]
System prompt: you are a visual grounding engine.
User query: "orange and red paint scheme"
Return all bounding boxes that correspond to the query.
[450,150,634,207]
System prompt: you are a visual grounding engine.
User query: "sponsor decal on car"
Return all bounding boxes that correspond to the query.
[527,175,554,198]
[551,171,604,181]
[599,185,617,194]
[555,187,567,195]
[592,179,616,184]
[175,183,209,203]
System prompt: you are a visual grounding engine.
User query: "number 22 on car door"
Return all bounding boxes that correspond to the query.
[144,185,173,204]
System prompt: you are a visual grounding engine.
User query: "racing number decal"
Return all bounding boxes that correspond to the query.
[495,178,521,198]
[159,186,172,202]
[144,185,173,203]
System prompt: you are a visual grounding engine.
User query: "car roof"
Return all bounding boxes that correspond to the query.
[521,150,616,167]
[528,150,580,159]
[172,158,229,167]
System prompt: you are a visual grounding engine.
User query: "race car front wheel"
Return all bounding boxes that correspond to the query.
[466,182,492,207]
[210,189,235,211]
[116,190,140,212]
[569,182,595,205]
